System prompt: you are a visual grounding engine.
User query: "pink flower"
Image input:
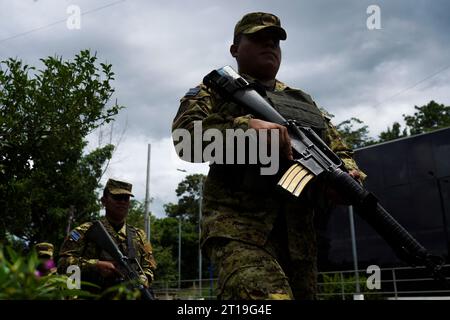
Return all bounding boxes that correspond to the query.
[44,259,55,270]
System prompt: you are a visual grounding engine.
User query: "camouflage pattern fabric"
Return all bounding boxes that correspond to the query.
[208,219,318,301]
[57,216,156,290]
[105,178,135,196]
[234,12,287,40]
[34,242,57,276]
[209,239,293,300]
[35,242,55,259]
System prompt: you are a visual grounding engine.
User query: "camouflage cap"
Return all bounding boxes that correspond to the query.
[105,178,134,197]
[234,12,287,40]
[35,242,54,259]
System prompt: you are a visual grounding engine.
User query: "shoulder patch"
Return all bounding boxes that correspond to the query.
[184,87,201,97]
[69,230,82,242]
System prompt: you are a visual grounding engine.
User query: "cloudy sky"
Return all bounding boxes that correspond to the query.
[2,0,449,217]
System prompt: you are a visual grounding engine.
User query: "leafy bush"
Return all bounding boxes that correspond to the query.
[318,272,382,300]
[0,245,149,300]
[0,245,97,299]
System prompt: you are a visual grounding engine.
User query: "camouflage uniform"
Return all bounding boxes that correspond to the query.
[57,180,156,292]
[35,242,57,276]
[172,12,365,300]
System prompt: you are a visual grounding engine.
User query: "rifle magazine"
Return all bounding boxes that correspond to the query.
[278,163,315,197]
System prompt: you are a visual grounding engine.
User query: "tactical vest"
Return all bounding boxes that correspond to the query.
[82,224,141,289]
[97,225,137,262]
[265,88,327,139]
[207,83,327,192]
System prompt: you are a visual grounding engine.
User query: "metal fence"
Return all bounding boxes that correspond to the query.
[152,278,217,300]
[316,264,450,300]
[151,264,450,300]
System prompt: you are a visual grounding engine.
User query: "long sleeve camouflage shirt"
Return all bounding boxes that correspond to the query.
[57,216,156,290]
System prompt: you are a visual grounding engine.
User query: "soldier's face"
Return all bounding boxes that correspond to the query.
[102,193,130,222]
[231,29,282,81]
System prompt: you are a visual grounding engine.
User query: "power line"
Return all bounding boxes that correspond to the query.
[371,63,450,109]
[343,61,450,127]
[0,0,126,46]
[338,61,450,140]
[328,7,450,120]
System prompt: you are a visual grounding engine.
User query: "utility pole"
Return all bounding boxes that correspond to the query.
[66,205,75,236]
[349,205,363,300]
[198,177,203,297]
[144,144,151,242]
[175,168,187,292]
[178,216,182,290]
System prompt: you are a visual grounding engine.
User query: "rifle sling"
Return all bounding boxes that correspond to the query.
[127,225,137,260]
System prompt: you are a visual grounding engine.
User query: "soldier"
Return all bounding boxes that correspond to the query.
[57,178,156,297]
[34,242,57,276]
[172,12,366,300]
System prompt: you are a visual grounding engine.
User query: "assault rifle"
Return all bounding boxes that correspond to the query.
[86,220,156,300]
[203,66,447,285]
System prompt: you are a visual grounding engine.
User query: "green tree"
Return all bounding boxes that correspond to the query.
[151,245,177,284]
[376,100,450,143]
[162,173,211,282]
[153,217,199,283]
[126,199,146,230]
[164,174,206,223]
[336,117,375,149]
[0,50,122,247]
[403,100,450,135]
[153,216,197,283]
[125,201,179,283]
[378,122,407,143]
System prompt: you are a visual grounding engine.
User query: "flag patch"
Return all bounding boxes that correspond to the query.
[70,230,81,242]
[184,87,200,97]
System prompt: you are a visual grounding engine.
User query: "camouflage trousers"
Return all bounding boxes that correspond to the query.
[206,236,317,300]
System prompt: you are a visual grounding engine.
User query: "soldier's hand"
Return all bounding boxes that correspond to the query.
[249,118,293,160]
[348,169,361,181]
[327,170,362,205]
[96,260,123,278]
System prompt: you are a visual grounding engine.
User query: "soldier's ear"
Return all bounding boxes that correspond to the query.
[230,44,238,58]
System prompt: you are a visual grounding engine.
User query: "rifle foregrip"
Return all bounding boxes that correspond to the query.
[329,169,428,262]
